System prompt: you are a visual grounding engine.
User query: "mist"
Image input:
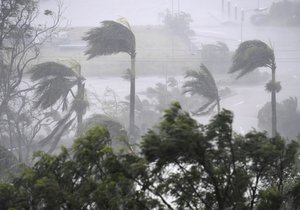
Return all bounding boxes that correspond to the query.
[2,0,300,208]
[39,0,300,134]
[35,0,300,136]
[1,0,300,164]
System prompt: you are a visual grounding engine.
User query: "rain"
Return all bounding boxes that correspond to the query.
[37,0,300,137]
[1,0,300,208]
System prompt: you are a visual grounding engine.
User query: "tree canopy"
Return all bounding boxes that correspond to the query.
[229,40,275,79]
[1,103,299,210]
[83,20,136,59]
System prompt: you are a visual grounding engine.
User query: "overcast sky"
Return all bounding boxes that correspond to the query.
[39,0,274,27]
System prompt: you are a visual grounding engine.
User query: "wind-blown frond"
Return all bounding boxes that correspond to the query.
[192,100,218,116]
[48,117,76,153]
[33,77,77,109]
[38,110,74,148]
[30,62,77,81]
[30,62,78,110]
[83,20,136,59]
[183,64,219,100]
[229,40,275,78]
[183,64,220,115]
[58,59,83,78]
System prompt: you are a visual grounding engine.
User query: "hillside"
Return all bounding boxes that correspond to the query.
[38,25,200,77]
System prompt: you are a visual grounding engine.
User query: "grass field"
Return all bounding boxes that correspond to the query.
[38,25,200,77]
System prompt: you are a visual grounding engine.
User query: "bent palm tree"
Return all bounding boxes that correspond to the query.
[183,64,220,115]
[229,40,278,137]
[83,20,136,140]
[30,61,88,151]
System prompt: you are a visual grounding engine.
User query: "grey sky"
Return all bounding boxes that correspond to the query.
[39,0,274,27]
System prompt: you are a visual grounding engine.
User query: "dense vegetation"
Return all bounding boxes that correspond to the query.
[1,103,299,209]
[1,1,300,209]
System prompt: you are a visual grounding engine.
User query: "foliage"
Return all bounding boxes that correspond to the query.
[141,102,299,210]
[30,62,79,110]
[229,40,275,79]
[258,97,300,139]
[83,19,136,140]
[0,146,21,182]
[28,60,89,154]
[0,0,63,163]
[0,182,28,209]
[229,39,278,137]
[137,77,200,134]
[183,64,221,115]
[1,103,299,209]
[83,20,136,59]
[78,114,130,153]
[265,80,282,93]
[94,77,195,136]
[287,178,300,210]
[3,126,159,209]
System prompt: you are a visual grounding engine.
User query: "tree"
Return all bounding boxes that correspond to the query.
[0,103,299,209]
[183,63,221,115]
[0,0,63,162]
[229,40,279,137]
[141,102,299,210]
[30,61,88,152]
[241,131,299,210]
[287,178,300,209]
[6,126,160,209]
[0,182,28,209]
[83,20,136,141]
[30,61,87,132]
[0,0,62,117]
[141,102,248,210]
[78,114,131,153]
[258,97,300,139]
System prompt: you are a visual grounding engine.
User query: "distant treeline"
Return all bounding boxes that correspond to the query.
[251,1,300,26]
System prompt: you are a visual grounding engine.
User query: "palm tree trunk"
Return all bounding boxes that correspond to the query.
[75,82,85,135]
[129,53,136,142]
[217,96,221,113]
[271,64,277,137]
[76,110,83,135]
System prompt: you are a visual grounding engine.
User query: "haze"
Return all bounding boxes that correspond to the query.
[36,0,300,136]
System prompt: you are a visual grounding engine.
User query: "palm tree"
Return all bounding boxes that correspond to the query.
[229,40,279,137]
[183,63,220,115]
[83,20,136,140]
[30,61,87,149]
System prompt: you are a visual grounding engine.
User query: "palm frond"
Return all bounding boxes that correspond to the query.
[229,40,275,78]
[183,64,218,99]
[83,20,136,59]
[33,77,77,110]
[191,100,217,116]
[58,59,83,78]
[38,110,74,147]
[30,62,77,81]
[183,64,220,115]
[48,117,76,153]
[30,62,79,109]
